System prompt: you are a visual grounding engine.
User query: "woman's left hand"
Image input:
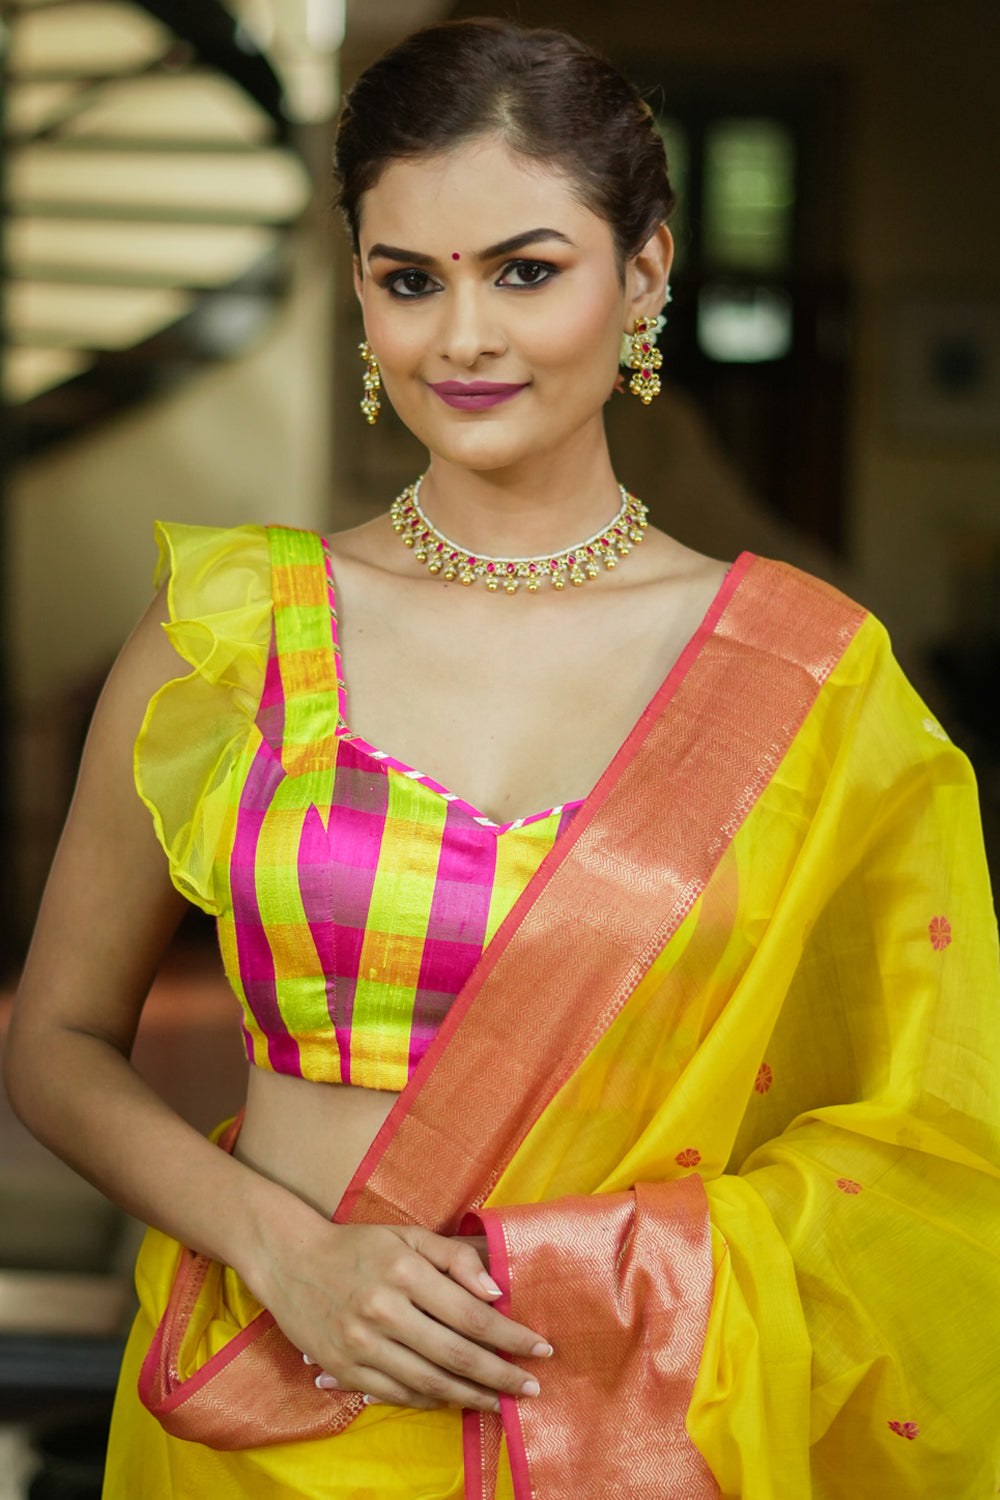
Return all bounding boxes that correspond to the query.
[304,1232,502,1407]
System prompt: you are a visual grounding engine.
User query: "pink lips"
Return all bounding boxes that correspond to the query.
[429,381,526,411]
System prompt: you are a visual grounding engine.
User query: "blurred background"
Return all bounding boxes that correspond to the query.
[0,0,997,1491]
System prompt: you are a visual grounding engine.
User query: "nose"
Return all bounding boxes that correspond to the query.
[437,283,506,368]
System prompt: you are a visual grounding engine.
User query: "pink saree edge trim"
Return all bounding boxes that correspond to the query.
[335,551,756,1222]
[477,1208,534,1500]
[139,1307,276,1413]
[136,1110,278,1413]
[461,1411,483,1500]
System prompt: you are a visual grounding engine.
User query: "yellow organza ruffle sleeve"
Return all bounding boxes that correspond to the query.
[134,520,271,915]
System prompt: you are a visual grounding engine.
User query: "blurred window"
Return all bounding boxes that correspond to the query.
[657,112,798,366]
[697,284,793,363]
[703,118,796,273]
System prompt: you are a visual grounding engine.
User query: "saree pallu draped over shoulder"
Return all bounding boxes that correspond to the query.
[128,555,1000,1499]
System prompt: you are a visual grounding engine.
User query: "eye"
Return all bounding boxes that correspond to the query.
[384,268,439,299]
[498,259,557,289]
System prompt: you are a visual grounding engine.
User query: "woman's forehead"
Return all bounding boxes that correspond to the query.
[356,138,600,252]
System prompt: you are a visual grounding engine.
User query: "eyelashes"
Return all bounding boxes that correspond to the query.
[381,259,559,300]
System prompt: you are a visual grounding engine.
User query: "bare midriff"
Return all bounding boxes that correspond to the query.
[233,1067,401,1221]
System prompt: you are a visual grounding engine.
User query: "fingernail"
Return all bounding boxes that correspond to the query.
[491,1398,501,1413]
[520,1379,540,1397]
[315,1374,339,1390]
[363,1395,384,1406]
[302,1353,315,1365]
[478,1271,502,1297]
[530,1341,553,1358]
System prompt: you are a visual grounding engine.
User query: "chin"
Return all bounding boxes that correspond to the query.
[410,417,546,473]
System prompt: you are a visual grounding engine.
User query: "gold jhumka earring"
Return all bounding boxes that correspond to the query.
[621,287,671,404]
[359,339,381,424]
[626,315,663,404]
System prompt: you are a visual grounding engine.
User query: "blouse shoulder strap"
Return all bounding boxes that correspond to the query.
[264,524,341,776]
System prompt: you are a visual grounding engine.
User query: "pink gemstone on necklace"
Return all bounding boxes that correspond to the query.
[528,563,537,573]
[568,555,576,564]
[435,542,444,552]
[467,556,476,565]
[420,530,430,541]
[600,538,609,546]
[642,368,651,378]
[486,562,496,573]
[549,559,558,570]
[586,546,595,555]
[506,563,516,573]
[449,551,459,560]
[642,342,651,352]
[614,528,622,536]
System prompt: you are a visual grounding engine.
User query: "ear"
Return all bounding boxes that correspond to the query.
[624,223,674,325]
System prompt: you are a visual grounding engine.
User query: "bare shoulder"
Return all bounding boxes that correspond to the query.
[625,525,733,635]
[324,512,397,567]
[89,583,184,755]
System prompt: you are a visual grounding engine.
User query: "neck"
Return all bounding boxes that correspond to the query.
[417,425,624,558]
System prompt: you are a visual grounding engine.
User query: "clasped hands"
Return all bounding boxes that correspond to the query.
[270,1222,551,1414]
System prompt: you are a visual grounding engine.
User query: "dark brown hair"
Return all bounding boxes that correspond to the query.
[334,19,675,267]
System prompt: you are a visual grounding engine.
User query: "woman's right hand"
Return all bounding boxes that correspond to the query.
[253,1216,552,1413]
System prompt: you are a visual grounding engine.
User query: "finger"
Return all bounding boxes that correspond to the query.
[399,1226,501,1301]
[353,1345,506,1415]
[336,1363,450,1412]
[405,1261,553,1364]
[387,1299,546,1401]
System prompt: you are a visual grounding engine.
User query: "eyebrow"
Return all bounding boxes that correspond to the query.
[366,227,574,267]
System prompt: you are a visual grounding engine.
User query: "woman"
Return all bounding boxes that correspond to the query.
[6,18,1000,1500]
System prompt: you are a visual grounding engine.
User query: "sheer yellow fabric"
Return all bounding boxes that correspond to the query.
[134,521,271,913]
[486,615,1000,1496]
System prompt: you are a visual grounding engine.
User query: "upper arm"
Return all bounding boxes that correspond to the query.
[7,587,191,1064]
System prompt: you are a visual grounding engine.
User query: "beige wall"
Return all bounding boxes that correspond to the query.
[6,232,334,935]
[8,234,333,702]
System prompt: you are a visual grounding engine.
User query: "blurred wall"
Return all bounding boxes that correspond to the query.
[448,0,1000,659]
[8,236,332,702]
[5,231,335,937]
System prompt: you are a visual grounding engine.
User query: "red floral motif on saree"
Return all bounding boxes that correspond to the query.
[754,1062,773,1093]
[929,915,952,950]
[675,1148,702,1169]
[836,1178,862,1194]
[888,1421,920,1440]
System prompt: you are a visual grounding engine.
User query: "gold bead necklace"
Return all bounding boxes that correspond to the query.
[390,477,648,593]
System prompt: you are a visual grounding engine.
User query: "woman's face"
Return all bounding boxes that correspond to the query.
[353,136,664,476]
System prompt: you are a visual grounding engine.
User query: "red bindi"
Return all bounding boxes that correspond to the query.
[452,252,460,260]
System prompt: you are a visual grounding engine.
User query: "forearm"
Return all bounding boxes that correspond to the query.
[5,1022,322,1296]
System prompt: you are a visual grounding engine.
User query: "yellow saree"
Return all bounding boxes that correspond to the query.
[104,556,1000,1498]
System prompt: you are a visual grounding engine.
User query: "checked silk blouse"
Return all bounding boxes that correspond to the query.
[136,521,580,1092]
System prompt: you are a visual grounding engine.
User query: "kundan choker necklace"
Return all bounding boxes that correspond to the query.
[391,477,648,593]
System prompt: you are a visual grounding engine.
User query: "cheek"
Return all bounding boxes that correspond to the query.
[530,294,621,379]
[366,321,424,373]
